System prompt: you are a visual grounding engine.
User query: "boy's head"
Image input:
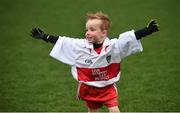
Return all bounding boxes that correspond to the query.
[85,12,111,44]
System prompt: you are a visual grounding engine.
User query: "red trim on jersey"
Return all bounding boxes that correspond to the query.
[77,63,120,81]
[94,46,103,54]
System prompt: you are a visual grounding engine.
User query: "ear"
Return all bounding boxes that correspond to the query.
[102,30,108,37]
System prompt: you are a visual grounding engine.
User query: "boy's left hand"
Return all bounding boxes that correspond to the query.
[147,20,159,33]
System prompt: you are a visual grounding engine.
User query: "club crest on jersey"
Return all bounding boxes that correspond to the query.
[85,59,93,65]
[106,55,111,63]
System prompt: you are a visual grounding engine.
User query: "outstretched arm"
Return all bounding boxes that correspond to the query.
[134,20,159,40]
[30,28,58,44]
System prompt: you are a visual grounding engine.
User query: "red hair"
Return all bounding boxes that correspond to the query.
[86,11,111,32]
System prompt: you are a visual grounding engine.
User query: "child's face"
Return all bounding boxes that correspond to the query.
[85,19,107,44]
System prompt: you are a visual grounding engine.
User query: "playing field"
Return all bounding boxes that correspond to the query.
[0,0,180,112]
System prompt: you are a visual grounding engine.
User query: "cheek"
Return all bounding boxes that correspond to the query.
[94,31,102,36]
[96,31,104,38]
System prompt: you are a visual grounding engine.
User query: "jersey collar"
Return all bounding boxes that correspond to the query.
[102,37,111,47]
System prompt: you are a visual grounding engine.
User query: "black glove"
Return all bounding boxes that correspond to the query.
[30,28,59,43]
[147,20,159,33]
[31,28,47,39]
[135,19,159,40]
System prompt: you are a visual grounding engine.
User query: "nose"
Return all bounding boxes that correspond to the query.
[85,30,90,37]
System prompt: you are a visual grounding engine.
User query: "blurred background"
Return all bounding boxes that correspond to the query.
[0,0,180,112]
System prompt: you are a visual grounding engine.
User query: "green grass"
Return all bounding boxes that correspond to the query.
[0,0,180,112]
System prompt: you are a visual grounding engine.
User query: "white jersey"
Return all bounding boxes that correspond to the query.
[50,30,143,87]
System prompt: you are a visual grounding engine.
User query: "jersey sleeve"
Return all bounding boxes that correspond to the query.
[116,30,143,59]
[49,36,77,66]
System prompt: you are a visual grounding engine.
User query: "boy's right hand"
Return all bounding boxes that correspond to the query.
[31,28,45,39]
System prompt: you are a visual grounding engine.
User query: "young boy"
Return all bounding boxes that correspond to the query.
[30,12,159,112]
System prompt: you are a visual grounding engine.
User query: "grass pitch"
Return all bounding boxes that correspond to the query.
[0,0,180,112]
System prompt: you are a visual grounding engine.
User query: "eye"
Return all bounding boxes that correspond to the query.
[90,28,96,31]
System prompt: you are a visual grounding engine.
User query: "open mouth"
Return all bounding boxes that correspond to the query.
[86,37,93,41]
